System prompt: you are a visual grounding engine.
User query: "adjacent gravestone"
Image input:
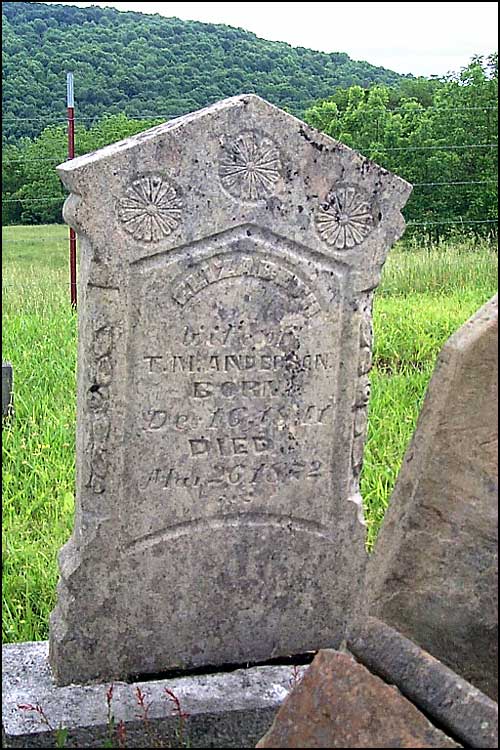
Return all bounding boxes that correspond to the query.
[347,618,498,749]
[49,94,411,686]
[2,361,14,417]
[365,295,498,701]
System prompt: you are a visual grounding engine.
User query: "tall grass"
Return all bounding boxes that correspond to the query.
[380,233,497,297]
[2,225,498,642]
[3,225,77,642]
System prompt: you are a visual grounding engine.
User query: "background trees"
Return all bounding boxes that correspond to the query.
[305,54,498,233]
[2,1,403,142]
[2,1,497,232]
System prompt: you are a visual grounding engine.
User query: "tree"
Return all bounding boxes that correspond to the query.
[304,56,498,235]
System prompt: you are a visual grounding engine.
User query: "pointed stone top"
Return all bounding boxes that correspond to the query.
[57,94,411,204]
[57,94,411,289]
[57,95,265,174]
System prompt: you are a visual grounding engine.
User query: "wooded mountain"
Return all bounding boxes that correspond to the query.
[2,0,406,142]
[3,3,496,232]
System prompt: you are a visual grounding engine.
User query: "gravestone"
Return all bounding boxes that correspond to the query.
[49,94,411,686]
[2,361,14,417]
[365,295,498,700]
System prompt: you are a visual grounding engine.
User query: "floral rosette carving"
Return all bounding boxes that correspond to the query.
[219,130,281,201]
[315,186,374,249]
[118,175,182,242]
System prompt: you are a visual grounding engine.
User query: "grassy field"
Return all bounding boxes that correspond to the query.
[2,224,498,644]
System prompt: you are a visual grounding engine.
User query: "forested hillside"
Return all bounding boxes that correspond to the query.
[2,2,497,232]
[2,0,405,142]
[3,53,496,232]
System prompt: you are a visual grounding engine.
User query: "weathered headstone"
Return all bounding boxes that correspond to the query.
[49,94,411,685]
[365,295,498,700]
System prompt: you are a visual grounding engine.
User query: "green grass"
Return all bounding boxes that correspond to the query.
[2,225,498,643]
[3,225,77,642]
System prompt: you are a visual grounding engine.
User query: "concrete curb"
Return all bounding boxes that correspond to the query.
[2,641,307,748]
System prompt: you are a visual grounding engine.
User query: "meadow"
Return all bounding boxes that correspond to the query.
[2,224,498,644]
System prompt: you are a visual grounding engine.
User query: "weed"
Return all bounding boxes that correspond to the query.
[17,703,68,748]
[102,684,116,748]
[16,684,190,748]
[289,664,303,689]
[135,686,158,747]
[164,687,190,748]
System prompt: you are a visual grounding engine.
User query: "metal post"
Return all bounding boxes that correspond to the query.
[67,72,77,308]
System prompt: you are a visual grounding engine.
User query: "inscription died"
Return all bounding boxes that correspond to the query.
[140,459,324,502]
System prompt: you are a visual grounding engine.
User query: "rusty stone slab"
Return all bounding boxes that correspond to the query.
[256,649,461,748]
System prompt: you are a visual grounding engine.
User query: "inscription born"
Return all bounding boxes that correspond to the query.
[143,403,332,431]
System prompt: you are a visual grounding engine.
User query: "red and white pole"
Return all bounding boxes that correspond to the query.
[67,72,77,308]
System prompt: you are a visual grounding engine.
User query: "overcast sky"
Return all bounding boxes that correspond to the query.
[42,1,498,77]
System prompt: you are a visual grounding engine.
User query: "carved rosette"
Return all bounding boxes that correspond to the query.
[351,294,374,490]
[219,130,281,201]
[86,324,113,494]
[315,186,374,249]
[117,175,182,242]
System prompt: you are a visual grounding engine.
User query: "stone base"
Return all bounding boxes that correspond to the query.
[2,642,307,748]
[4,628,497,748]
[2,361,13,417]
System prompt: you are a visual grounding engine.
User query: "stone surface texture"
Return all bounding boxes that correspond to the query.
[2,361,14,417]
[365,295,498,701]
[256,649,461,748]
[50,94,411,685]
[348,617,498,749]
[2,641,306,748]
